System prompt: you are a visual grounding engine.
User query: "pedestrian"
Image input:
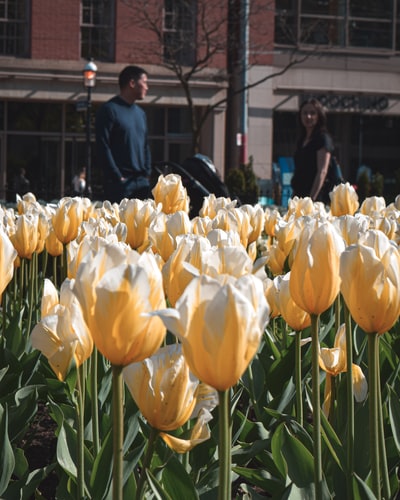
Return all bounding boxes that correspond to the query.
[291,98,334,204]
[95,65,152,203]
[72,167,86,196]
[13,167,31,196]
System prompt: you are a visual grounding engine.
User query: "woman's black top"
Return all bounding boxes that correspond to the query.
[291,132,333,198]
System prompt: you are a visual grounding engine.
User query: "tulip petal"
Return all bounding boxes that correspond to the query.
[352,364,368,402]
[160,408,212,453]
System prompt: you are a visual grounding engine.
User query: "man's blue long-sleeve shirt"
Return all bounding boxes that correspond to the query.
[95,96,151,183]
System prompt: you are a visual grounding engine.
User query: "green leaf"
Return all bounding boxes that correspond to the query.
[0,405,15,496]
[270,423,287,480]
[280,424,314,488]
[320,409,345,469]
[353,473,376,499]
[146,468,173,500]
[232,466,284,496]
[160,455,199,500]
[56,419,78,478]
[90,429,113,500]
[388,385,400,453]
[8,385,39,442]
[12,448,29,479]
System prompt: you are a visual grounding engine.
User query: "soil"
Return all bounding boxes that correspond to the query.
[20,401,58,499]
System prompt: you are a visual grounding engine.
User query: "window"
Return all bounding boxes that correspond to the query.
[147,106,193,164]
[81,0,114,61]
[163,0,196,65]
[275,0,397,52]
[0,0,29,56]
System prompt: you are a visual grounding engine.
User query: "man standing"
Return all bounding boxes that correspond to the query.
[95,65,152,203]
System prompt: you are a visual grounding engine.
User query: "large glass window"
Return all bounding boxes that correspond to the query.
[81,0,114,61]
[163,0,196,65]
[7,102,62,132]
[147,106,193,164]
[275,0,397,52]
[0,0,29,56]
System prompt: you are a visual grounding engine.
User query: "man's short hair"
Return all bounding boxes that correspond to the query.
[119,65,148,89]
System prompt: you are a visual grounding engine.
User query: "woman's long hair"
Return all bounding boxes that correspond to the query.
[297,98,328,144]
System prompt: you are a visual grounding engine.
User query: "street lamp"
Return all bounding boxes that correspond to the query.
[83,58,98,197]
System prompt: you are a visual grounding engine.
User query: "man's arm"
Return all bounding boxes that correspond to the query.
[95,105,124,181]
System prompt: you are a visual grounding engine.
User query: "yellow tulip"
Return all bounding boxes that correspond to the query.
[52,197,84,244]
[72,238,137,314]
[149,211,191,262]
[35,211,50,254]
[31,279,93,381]
[286,196,319,218]
[87,254,166,366]
[290,221,345,315]
[276,272,311,331]
[0,227,17,301]
[329,182,359,216]
[264,207,282,238]
[153,274,270,391]
[10,213,39,260]
[239,204,265,245]
[191,215,213,236]
[199,193,237,218]
[152,173,190,214]
[45,227,64,257]
[16,192,38,215]
[263,277,281,319]
[266,216,304,275]
[162,234,211,306]
[332,215,369,246]
[319,324,367,416]
[200,244,254,281]
[359,196,386,216]
[119,198,158,251]
[123,343,217,452]
[340,231,400,334]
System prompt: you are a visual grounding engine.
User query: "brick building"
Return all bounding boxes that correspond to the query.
[1,1,400,203]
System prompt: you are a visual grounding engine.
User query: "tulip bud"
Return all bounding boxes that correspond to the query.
[52,197,84,244]
[152,173,190,214]
[88,254,167,366]
[329,182,359,216]
[290,221,345,315]
[31,278,93,381]
[153,274,270,391]
[123,343,217,452]
[340,230,400,334]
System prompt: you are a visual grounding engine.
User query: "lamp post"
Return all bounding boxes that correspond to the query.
[83,58,98,197]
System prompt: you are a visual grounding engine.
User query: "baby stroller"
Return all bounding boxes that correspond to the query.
[152,154,232,217]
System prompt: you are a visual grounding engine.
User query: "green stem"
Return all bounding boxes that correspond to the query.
[295,330,303,426]
[368,332,381,499]
[136,427,159,499]
[112,365,124,500]
[344,303,354,498]
[76,364,86,499]
[376,338,390,500]
[334,294,341,332]
[26,256,35,337]
[53,255,58,289]
[311,313,322,499]
[218,389,232,500]
[90,348,100,456]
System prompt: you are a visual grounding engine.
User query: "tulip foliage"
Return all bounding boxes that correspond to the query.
[0,181,399,500]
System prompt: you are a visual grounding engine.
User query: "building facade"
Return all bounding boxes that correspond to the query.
[0,1,399,203]
[259,0,400,202]
[0,0,236,202]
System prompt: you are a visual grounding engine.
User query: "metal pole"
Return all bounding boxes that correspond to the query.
[85,86,92,197]
[239,0,249,165]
